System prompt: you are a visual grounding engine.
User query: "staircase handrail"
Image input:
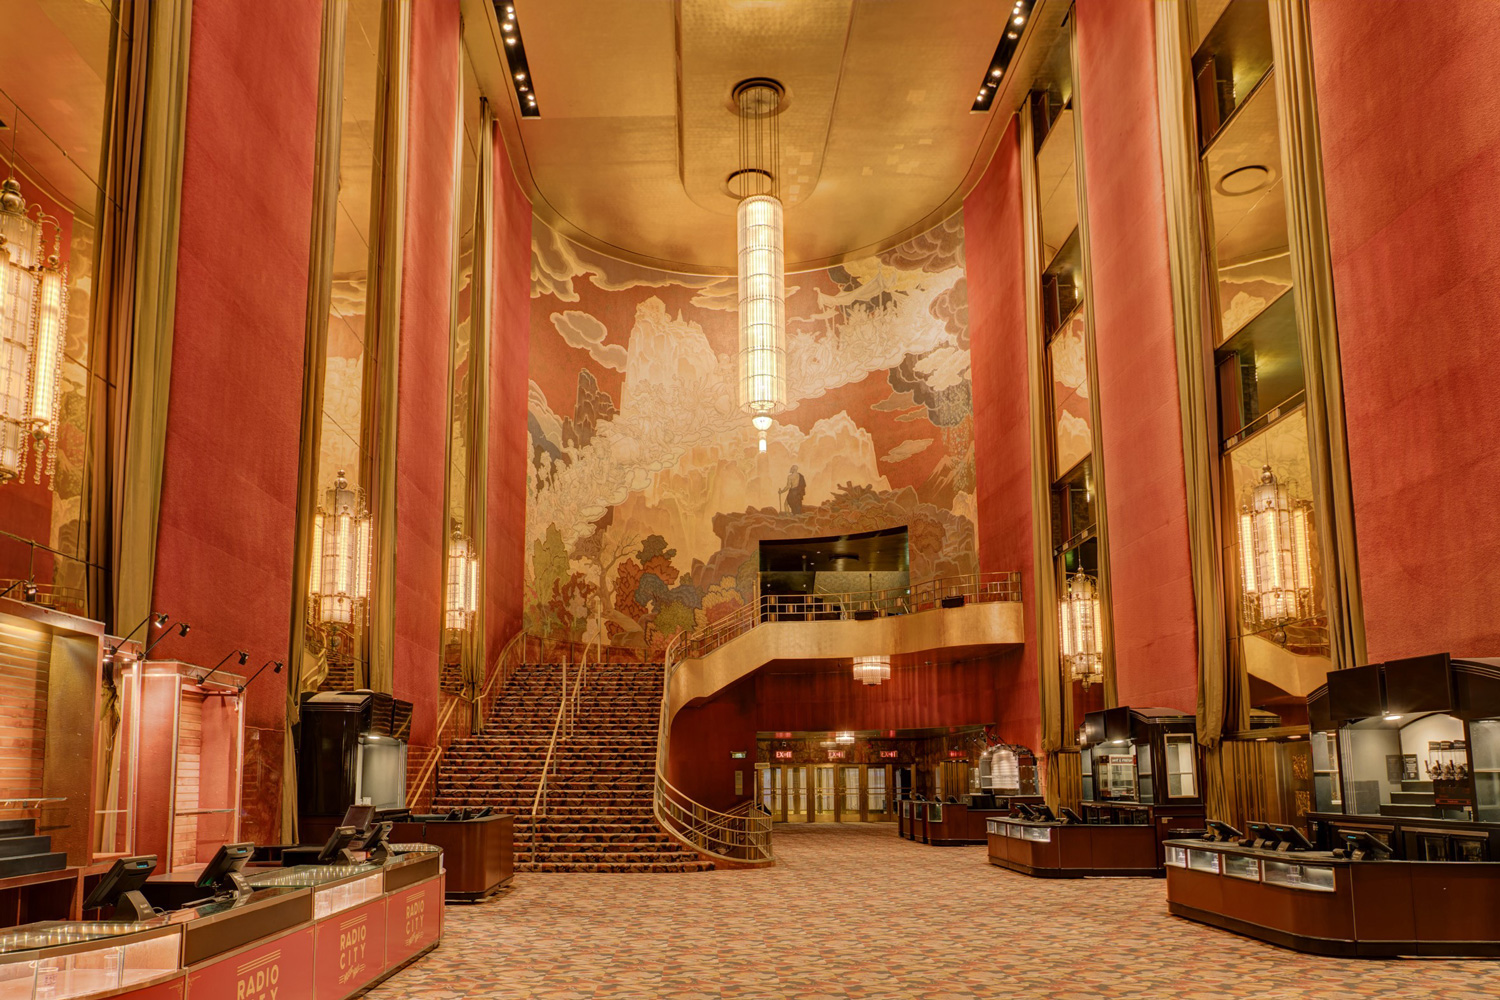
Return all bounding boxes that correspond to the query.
[652,632,774,864]
[531,662,569,819]
[408,692,463,810]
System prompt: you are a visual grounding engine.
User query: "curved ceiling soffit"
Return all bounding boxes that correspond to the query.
[468,0,1057,277]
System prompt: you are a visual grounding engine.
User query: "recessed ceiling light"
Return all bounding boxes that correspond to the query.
[991,68,1002,77]
[503,22,513,32]
[1014,15,1025,25]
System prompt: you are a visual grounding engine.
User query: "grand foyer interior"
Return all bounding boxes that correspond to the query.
[0,0,1498,997]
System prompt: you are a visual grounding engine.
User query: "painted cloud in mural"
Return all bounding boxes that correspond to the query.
[525,213,977,649]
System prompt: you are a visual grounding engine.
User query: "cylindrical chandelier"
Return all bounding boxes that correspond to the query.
[1238,465,1313,630]
[309,470,372,631]
[0,177,67,485]
[445,531,479,633]
[852,654,891,686]
[733,79,785,454]
[1059,570,1102,687]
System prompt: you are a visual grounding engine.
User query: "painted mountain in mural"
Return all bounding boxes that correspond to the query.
[525,213,975,649]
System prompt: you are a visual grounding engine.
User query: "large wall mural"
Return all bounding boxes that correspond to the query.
[525,214,976,651]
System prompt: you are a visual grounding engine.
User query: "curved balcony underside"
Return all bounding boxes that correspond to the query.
[667,599,1025,721]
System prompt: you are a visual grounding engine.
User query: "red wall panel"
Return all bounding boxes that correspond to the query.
[392,0,460,745]
[152,0,321,843]
[1075,0,1198,711]
[965,116,1042,750]
[1310,1,1500,661]
[486,126,531,663]
[669,657,1008,811]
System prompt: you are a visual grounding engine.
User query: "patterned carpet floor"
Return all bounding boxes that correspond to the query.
[365,823,1500,999]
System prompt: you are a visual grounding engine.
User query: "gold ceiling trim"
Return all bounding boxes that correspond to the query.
[465,0,1067,276]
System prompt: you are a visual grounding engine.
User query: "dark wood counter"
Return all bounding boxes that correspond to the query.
[1164,837,1500,956]
[986,818,1161,877]
[390,813,512,901]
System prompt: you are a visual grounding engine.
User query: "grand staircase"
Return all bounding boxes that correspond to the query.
[434,662,713,873]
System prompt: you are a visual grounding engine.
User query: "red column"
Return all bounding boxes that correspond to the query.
[964,116,1041,750]
[1075,0,1198,711]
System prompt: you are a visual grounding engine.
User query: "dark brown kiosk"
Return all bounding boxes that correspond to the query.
[899,745,1042,845]
[988,707,1205,877]
[1165,654,1500,957]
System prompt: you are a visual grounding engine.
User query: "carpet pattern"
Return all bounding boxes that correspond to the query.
[364,824,1499,999]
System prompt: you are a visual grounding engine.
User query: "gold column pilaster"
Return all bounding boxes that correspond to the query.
[465,101,496,732]
[363,0,411,695]
[113,0,193,636]
[1018,104,1063,795]
[1066,19,1118,711]
[1267,0,1366,672]
[283,0,349,843]
[1153,0,1229,744]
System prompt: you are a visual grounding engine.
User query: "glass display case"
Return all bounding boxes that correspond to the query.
[245,864,384,920]
[1223,853,1261,881]
[1308,655,1500,827]
[977,744,1039,796]
[1186,848,1221,874]
[1079,707,1200,808]
[1262,859,1335,892]
[0,923,179,1000]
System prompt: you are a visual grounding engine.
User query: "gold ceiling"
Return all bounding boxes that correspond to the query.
[466,0,1060,274]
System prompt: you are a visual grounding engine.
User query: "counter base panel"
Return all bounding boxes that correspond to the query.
[1167,901,1500,958]
[987,855,1164,879]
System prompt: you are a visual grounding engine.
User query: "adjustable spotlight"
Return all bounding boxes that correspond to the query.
[142,621,191,659]
[238,659,284,693]
[199,649,250,687]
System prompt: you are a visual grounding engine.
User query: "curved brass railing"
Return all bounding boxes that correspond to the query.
[653,631,774,864]
[651,570,1023,865]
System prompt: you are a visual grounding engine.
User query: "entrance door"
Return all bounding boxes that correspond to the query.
[867,766,890,820]
[785,767,809,823]
[812,766,837,822]
[839,766,863,822]
[758,764,784,821]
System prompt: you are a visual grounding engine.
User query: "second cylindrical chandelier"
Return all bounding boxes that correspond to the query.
[732,79,786,454]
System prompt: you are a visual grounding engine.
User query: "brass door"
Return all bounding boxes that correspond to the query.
[812,765,837,822]
[757,764,785,822]
[839,765,863,822]
[785,766,809,823]
[867,765,891,820]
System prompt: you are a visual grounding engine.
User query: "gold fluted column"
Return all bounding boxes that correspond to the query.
[283,0,348,844]
[1153,0,1230,745]
[1066,19,1118,710]
[362,0,411,694]
[113,0,193,635]
[464,101,496,732]
[1267,0,1365,673]
[1018,104,1064,804]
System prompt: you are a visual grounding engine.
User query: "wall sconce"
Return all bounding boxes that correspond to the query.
[309,470,371,634]
[445,531,478,633]
[1238,465,1314,630]
[0,176,67,485]
[852,654,891,686]
[1059,570,1102,687]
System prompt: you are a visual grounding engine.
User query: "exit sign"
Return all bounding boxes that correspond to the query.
[730,750,747,759]
[947,750,967,758]
[774,750,793,760]
[879,750,899,759]
[827,750,847,760]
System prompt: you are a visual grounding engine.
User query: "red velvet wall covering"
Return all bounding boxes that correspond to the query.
[392,0,460,746]
[152,0,321,844]
[1309,1,1500,662]
[486,128,531,661]
[669,658,1009,811]
[964,116,1042,751]
[1074,0,1197,711]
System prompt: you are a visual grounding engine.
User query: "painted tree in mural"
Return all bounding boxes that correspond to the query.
[524,213,977,650]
